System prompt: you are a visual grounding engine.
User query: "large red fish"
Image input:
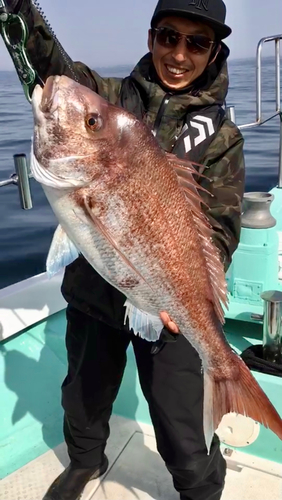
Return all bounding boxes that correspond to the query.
[31,75,282,452]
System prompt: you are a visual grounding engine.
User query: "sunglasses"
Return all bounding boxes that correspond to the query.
[152,27,215,55]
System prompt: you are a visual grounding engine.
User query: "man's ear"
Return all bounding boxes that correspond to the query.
[208,43,221,65]
[148,29,154,53]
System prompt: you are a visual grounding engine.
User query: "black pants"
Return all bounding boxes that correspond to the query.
[62,305,226,500]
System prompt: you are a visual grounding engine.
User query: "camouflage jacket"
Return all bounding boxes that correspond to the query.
[14,1,245,327]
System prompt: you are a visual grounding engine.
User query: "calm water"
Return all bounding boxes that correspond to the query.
[0,57,281,288]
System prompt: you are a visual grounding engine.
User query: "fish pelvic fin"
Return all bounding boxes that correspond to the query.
[167,154,228,324]
[203,355,282,454]
[124,300,163,342]
[47,225,79,277]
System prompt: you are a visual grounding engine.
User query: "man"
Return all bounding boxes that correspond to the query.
[4,1,245,499]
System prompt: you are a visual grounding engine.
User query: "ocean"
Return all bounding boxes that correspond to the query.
[0,57,281,289]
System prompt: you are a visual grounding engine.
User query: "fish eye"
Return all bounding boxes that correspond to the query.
[85,113,102,131]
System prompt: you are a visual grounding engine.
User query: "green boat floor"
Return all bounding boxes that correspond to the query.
[0,310,281,479]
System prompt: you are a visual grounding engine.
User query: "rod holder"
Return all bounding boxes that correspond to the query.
[226,105,236,124]
[13,154,33,210]
[261,290,282,364]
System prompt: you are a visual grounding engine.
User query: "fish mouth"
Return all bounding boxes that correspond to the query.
[40,75,59,113]
[32,75,61,121]
[40,75,62,115]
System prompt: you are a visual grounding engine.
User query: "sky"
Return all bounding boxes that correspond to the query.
[0,0,281,70]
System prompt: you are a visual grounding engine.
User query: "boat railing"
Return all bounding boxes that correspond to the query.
[226,34,282,188]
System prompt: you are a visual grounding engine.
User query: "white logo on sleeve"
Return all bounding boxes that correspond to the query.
[183,116,215,153]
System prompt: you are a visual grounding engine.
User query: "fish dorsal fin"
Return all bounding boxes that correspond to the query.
[166,153,228,324]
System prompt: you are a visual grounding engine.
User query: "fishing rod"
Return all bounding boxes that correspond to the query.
[0,0,78,208]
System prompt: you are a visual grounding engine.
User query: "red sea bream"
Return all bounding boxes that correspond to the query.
[30,75,282,452]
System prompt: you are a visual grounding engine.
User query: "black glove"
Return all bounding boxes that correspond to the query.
[1,0,23,14]
[151,327,178,355]
[0,1,26,47]
[241,345,282,377]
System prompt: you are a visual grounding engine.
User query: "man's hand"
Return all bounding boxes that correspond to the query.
[159,311,180,334]
[151,314,180,355]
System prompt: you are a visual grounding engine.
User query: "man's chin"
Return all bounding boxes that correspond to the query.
[160,69,193,90]
[161,77,193,91]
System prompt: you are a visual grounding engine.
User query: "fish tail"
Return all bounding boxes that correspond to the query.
[203,354,282,453]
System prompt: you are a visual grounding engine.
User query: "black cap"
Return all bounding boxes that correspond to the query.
[151,0,232,40]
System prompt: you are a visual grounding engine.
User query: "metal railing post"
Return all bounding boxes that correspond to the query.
[239,34,282,131]
[279,113,282,188]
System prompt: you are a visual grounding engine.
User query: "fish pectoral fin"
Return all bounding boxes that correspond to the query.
[124,300,163,342]
[203,353,282,454]
[46,225,79,277]
[83,197,150,288]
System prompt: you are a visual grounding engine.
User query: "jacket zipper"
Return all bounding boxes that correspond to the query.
[152,93,172,137]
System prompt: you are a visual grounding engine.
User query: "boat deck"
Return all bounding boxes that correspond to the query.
[0,414,281,500]
[1,307,282,499]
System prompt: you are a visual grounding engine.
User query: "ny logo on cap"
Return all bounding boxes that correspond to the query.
[189,0,210,11]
